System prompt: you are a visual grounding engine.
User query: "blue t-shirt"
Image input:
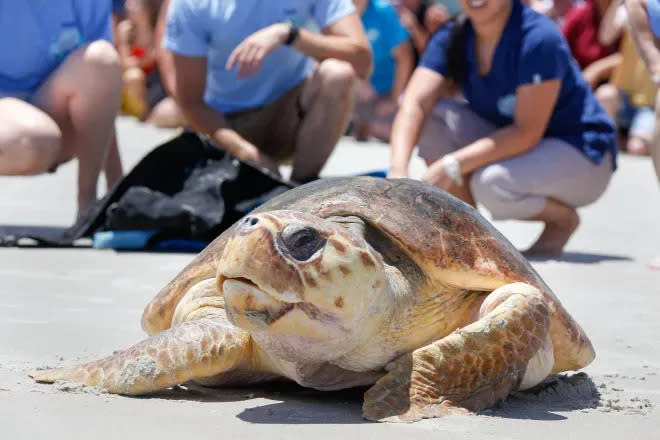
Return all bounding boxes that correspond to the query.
[164,0,355,114]
[361,0,410,94]
[420,1,617,168]
[0,1,112,94]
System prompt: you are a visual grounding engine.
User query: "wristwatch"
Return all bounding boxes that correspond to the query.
[440,154,464,186]
[284,20,299,46]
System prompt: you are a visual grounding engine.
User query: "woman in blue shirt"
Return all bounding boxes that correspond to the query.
[388,0,617,257]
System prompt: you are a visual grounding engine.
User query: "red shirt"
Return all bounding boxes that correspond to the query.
[561,0,620,69]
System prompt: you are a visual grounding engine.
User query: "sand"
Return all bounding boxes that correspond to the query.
[0,117,658,439]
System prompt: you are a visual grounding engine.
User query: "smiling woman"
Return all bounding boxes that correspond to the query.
[388,0,618,257]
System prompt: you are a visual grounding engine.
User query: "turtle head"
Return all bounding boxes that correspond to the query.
[217,210,391,362]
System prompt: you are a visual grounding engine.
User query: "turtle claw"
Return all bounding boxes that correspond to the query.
[29,369,55,383]
[30,367,76,384]
[362,353,469,423]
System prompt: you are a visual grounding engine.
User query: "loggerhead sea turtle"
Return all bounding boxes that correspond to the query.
[31,177,595,422]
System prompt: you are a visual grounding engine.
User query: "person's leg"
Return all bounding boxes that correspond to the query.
[626,106,654,155]
[651,91,660,180]
[103,126,124,190]
[146,96,186,128]
[122,66,149,119]
[471,139,613,256]
[292,59,357,181]
[417,99,497,205]
[594,83,621,123]
[353,80,377,142]
[0,98,62,175]
[33,40,122,216]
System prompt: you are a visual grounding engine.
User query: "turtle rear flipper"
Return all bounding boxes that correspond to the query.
[362,283,552,422]
[30,318,251,395]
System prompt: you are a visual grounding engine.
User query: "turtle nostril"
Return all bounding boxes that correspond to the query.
[238,216,260,233]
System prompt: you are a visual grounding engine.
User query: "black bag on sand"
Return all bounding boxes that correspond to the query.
[0,131,295,248]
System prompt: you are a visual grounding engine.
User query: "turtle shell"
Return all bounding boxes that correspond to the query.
[142,177,593,372]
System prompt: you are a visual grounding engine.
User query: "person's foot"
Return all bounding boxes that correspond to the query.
[649,255,660,270]
[522,209,580,258]
[626,137,651,156]
[353,122,370,142]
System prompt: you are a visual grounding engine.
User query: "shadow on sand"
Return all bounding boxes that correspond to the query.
[142,373,600,424]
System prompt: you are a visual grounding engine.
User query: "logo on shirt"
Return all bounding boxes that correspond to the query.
[366,28,380,43]
[497,94,516,118]
[49,27,82,62]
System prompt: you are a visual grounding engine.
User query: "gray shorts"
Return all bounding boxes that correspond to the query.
[418,99,613,220]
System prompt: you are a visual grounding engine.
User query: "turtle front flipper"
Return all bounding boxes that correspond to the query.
[362,283,552,422]
[30,318,251,395]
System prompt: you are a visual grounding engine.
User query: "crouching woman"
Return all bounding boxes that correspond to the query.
[388,0,617,257]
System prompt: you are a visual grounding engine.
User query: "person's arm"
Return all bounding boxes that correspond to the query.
[227,12,372,80]
[398,7,429,54]
[115,19,138,69]
[626,0,660,77]
[582,52,623,89]
[390,40,415,103]
[388,67,452,178]
[446,81,561,176]
[171,54,278,172]
[599,0,627,46]
[154,0,176,96]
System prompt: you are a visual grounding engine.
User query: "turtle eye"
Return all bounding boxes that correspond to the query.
[278,224,326,261]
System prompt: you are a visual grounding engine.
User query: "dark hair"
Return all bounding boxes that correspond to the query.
[445,13,470,87]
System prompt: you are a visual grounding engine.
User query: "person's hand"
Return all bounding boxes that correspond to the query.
[398,7,421,34]
[226,23,290,78]
[424,4,450,34]
[356,80,377,101]
[421,158,453,190]
[250,150,281,178]
[375,99,398,118]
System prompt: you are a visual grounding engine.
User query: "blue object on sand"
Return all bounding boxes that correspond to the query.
[93,230,157,250]
[359,170,387,178]
[151,239,209,253]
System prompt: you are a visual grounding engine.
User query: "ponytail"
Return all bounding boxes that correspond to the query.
[445,13,470,87]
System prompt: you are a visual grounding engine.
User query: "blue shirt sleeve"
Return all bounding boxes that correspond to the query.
[518,24,569,86]
[383,4,410,52]
[314,0,356,29]
[419,23,453,76]
[76,0,112,42]
[164,0,211,57]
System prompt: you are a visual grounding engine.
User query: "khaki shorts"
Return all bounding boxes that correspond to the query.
[225,80,307,162]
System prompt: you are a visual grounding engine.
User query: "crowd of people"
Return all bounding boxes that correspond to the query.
[0,0,658,265]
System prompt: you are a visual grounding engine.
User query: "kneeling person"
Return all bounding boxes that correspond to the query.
[164,0,372,182]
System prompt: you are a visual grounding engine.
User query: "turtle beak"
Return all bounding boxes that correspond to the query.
[217,213,307,304]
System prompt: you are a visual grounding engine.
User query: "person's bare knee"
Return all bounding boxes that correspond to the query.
[595,84,620,119]
[315,59,357,102]
[82,40,122,71]
[0,98,61,175]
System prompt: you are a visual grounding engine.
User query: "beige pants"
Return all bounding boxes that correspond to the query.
[224,80,307,162]
[418,99,614,220]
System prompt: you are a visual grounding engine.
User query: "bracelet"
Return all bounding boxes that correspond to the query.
[284,20,299,46]
[652,73,660,88]
[440,154,464,186]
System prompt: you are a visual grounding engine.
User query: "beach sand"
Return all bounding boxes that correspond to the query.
[0,117,658,439]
